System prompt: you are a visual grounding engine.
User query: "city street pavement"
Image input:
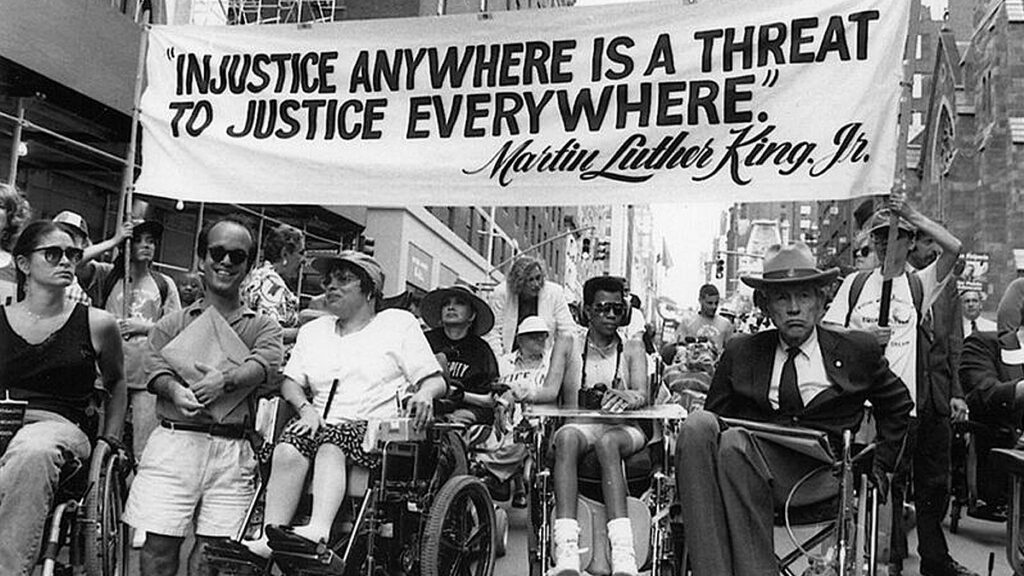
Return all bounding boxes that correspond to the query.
[120,502,1010,575]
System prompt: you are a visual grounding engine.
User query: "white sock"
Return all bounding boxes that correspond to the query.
[606,517,633,547]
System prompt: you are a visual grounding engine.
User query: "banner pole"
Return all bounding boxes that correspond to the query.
[120,20,150,320]
[879,0,921,327]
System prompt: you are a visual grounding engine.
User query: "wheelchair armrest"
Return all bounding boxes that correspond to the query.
[993,448,1024,477]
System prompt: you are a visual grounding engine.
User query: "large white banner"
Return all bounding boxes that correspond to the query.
[136,0,910,206]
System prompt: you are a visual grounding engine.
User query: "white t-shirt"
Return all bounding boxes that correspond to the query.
[823,262,947,413]
[283,309,442,423]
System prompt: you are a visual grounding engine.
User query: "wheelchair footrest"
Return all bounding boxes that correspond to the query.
[203,539,272,576]
[266,525,346,576]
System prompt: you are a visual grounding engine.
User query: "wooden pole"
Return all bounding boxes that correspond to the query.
[119,19,150,320]
[879,0,922,328]
[7,99,25,186]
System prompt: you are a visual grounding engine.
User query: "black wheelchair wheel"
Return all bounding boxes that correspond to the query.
[82,441,129,576]
[421,475,496,576]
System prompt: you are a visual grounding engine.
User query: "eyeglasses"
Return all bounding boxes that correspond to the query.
[591,302,626,317]
[33,246,84,265]
[324,271,361,288]
[207,246,249,266]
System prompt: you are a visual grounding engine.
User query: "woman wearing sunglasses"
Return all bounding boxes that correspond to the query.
[0,220,127,575]
[523,275,649,576]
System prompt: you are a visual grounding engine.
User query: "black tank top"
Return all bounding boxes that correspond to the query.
[0,304,98,432]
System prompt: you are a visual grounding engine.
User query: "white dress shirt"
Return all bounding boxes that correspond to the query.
[963,315,996,336]
[769,328,832,410]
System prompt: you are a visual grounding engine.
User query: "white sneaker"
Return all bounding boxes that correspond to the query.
[549,540,581,576]
[610,543,638,576]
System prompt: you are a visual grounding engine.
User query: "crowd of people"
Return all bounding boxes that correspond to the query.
[1,182,1022,576]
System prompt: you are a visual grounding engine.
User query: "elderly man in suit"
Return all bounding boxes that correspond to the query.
[674,243,913,576]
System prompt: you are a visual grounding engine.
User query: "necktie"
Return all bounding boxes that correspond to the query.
[779,346,803,415]
[971,319,978,334]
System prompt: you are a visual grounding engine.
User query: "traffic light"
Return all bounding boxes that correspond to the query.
[715,258,725,279]
[357,235,376,256]
[595,240,611,261]
[581,238,592,258]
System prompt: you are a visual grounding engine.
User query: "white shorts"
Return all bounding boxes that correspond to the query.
[123,426,257,538]
[557,422,647,453]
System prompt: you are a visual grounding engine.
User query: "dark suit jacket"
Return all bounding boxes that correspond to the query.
[706,327,913,470]
[919,278,965,416]
[959,330,1023,429]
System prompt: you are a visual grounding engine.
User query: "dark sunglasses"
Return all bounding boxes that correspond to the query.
[33,246,84,265]
[854,246,872,258]
[591,302,626,317]
[207,246,249,266]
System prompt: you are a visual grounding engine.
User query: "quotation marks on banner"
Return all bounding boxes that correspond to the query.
[761,69,779,88]
[166,47,176,61]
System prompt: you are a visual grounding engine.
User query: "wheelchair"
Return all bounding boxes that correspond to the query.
[39,435,131,576]
[992,448,1024,575]
[949,419,1017,531]
[205,416,497,576]
[0,394,132,576]
[519,402,685,576]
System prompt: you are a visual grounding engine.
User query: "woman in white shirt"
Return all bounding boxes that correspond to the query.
[244,251,446,557]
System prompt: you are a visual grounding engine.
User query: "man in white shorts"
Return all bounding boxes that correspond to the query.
[123,215,284,576]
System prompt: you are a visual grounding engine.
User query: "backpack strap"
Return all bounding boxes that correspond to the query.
[154,272,169,308]
[845,271,872,327]
[907,270,923,319]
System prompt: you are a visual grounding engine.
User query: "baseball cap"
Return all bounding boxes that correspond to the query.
[53,211,90,239]
[517,316,550,336]
[311,250,385,294]
[865,209,915,236]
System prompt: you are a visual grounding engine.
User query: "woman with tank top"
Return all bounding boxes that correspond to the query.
[0,220,126,576]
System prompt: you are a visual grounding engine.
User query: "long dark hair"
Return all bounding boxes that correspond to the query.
[12,220,67,301]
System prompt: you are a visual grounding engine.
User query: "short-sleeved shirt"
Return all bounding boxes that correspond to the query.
[145,300,283,426]
[674,313,733,354]
[106,272,181,390]
[822,262,947,413]
[426,328,499,422]
[283,309,442,423]
[242,262,298,329]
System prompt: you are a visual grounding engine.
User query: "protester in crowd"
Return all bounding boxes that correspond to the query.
[997,277,1024,365]
[491,316,571,508]
[962,289,995,336]
[674,283,734,354]
[0,220,127,575]
[123,215,284,576]
[0,183,32,306]
[959,326,1024,515]
[51,210,133,307]
[98,219,181,523]
[524,275,648,576]
[853,229,880,271]
[243,223,304,346]
[486,255,575,356]
[422,285,499,425]
[823,199,973,576]
[176,271,204,307]
[238,251,444,558]
[675,242,912,576]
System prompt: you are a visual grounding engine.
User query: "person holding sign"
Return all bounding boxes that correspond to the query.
[675,243,912,576]
[236,251,445,559]
[823,199,971,576]
[123,215,284,576]
[0,220,127,576]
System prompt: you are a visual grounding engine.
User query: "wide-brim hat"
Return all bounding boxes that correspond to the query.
[865,209,915,236]
[741,242,840,289]
[421,285,495,336]
[133,220,164,239]
[311,250,385,295]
